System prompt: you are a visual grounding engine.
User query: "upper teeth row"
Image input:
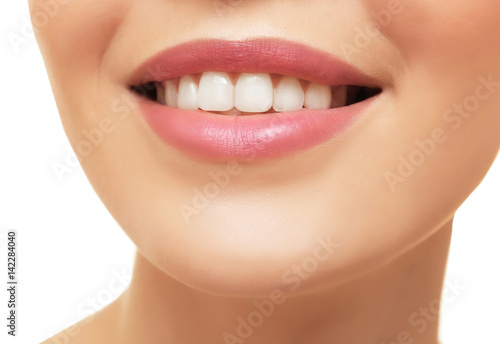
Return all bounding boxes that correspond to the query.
[158,72,347,113]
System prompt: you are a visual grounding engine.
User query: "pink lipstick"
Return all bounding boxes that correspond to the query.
[131,38,380,160]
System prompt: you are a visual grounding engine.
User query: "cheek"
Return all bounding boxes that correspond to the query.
[360,0,500,214]
[367,0,500,62]
[31,0,128,66]
[29,0,131,135]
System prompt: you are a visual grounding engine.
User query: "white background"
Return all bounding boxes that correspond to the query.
[0,2,499,344]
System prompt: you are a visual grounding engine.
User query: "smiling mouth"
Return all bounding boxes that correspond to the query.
[129,38,382,160]
[132,72,380,116]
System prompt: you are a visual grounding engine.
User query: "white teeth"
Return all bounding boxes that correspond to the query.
[198,72,234,112]
[304,83,333,110]
[332,86,347,108]
[235,73,273,113]
[164,80,178,108]
[157,72,353,113]
[273,77,304,112]
[177,75,199,110]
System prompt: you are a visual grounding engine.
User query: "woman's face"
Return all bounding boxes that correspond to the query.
[30,0,500,295]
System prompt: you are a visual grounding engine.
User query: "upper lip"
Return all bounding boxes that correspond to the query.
[129,38,380,89]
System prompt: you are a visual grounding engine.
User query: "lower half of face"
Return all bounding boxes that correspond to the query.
[30,0,500,296]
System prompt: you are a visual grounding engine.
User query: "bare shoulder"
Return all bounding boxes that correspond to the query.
[41,299,120,344]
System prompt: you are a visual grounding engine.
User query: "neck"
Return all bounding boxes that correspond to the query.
[114,221,452,344]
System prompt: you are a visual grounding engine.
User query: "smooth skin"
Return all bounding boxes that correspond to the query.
[30,0,500,343]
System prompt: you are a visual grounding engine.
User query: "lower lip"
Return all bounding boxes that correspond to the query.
[138,98,375,160]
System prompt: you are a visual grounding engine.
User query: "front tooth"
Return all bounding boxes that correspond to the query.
[235,73,273,113]
[177,75,199,110]
[304,83,332,110]
[165,80,178,108]
[198,72,234,112]
[331,86,347,108]
[273,77,304,112]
